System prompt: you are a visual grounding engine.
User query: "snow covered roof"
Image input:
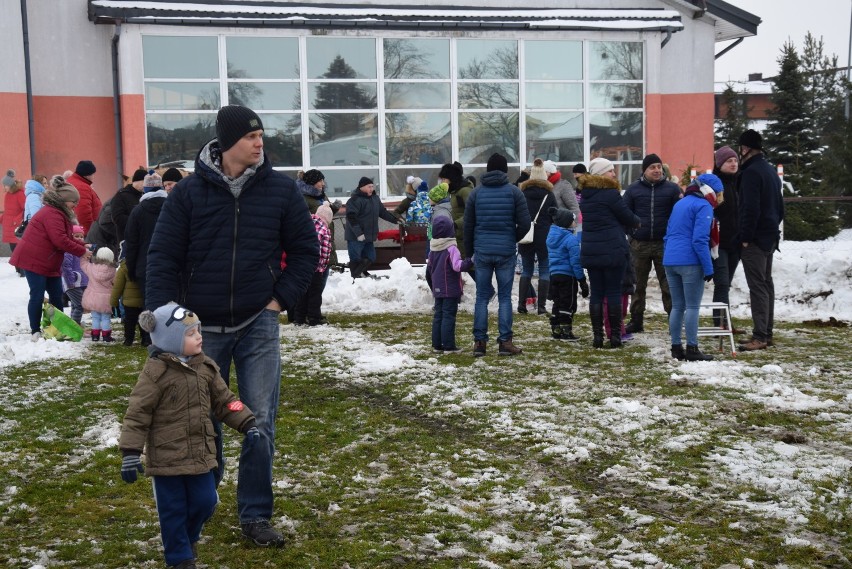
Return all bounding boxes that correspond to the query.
[88,1,685,33]
[714,80,774,95]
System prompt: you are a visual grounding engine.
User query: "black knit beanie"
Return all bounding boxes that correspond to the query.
[358,176,374,189]
[486,153,508,173]
[641,153,662,173]
[303,169,325,186]
[216,105,264,152]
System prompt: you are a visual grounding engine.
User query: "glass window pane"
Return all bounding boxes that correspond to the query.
[309,113,379,166]
[307,38,377,79]
[145,82,220,111]
[258,114,302,167]
[589,42,643,81]
[526,112,583,163]
[457,40,518,80]
[524,41,582,80]
[458,112,519,163]
[384,39,449,79]
[143,36,218,79]
[458,83,518,109]
[589,83,643,109]
[525,83,582,109]
[228,82,300,110]
[386,168,441,197]
[464,166,522,186]
[385,113,451,166]
[310,83,377,110]
[385,83,450,110]
[147,113,216,166]
[322,168,379,199]
[614,163,643,190]
[226,37,299,79]
[590,111,643,162]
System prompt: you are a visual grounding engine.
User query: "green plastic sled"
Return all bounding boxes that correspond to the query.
[41,302,84,342]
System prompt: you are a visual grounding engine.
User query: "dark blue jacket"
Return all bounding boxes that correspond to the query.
[463,170,530,258]
[712,169,740,249]
[145,141,319,328]
[344,188,398,242]
[124,190,166,280]
[546,225,584,279]
[579,174,640,269]
[737,153,784,252]
[623,176,681,241]
[662,191,714,276]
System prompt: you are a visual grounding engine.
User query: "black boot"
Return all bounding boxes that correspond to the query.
[351,259,371,279]
[685,345,714,361]
[671,344,685,360]
[589,304,604,348]
[537,280,549,315]
[607,302,623,348]
[517,277,531,314]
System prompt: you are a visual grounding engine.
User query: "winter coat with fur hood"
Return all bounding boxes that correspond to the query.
[578,174,640,269]
[119,351,256,476]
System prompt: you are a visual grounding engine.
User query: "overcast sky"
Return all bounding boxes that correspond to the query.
[714,0,851,82]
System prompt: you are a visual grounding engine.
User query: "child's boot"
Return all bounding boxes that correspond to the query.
[102,330,114,343]
[141,331,152,347]
[91,329,101,342]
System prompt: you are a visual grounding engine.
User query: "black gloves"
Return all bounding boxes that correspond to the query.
[704,274,714,282]
[579,278,590,298]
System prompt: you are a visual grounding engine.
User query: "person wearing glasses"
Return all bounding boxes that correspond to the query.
[145,105,319,548]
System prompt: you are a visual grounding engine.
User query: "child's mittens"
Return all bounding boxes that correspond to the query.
[579,278,590,298]
[244,426,260,450]
[121,454,144,483]
[460,257,473,272]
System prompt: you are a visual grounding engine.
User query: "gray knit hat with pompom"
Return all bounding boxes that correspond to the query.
[139,302,201,356]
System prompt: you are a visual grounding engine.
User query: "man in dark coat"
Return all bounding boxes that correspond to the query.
[736,129,784,351]
[146,105,319,548]
[344,177,398,278]
[110,168,146,245]
[622,153,681,333]
[463,153,531,357]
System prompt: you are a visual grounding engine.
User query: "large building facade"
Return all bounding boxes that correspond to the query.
[1,0,758,202]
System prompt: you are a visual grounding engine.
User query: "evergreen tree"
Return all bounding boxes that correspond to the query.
[714,83,751,150]
[312,56,377,142]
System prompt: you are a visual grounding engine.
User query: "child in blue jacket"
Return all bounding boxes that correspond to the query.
[546,208,588,340]
[426,215,472,352]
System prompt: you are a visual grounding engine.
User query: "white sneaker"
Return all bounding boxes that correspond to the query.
[30,332,42,342]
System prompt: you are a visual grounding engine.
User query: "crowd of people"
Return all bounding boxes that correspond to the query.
[0,99,785,567]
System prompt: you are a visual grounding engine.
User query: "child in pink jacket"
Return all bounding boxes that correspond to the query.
[81,247,117,342]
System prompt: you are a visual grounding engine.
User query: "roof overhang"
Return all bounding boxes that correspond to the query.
[88,1,685,33]
[704,0,760,41]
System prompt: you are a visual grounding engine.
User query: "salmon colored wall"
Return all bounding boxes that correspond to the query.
[120,93,147,172]
[32,95,119,200]
[0,92,33,179]
[646,92,715,182]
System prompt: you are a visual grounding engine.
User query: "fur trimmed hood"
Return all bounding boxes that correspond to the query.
[520,178,553,192]
[577,173,621,191]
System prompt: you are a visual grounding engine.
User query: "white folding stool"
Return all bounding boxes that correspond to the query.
[696,301,737,357]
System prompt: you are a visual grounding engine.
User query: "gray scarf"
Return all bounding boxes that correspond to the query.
[430,237,456,252]
[199,140,263,199]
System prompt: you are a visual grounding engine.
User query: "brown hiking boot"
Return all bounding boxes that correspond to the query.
[739,338,768,351]
[472,340,487,357]
[498,339,522,356]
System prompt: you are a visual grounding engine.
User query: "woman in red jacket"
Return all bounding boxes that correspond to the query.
[2,178,26,276]
[10,175,92,336]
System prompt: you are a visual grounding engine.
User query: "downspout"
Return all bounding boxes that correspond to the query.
[111,20,124,188]
[660,26,673,49]
[20,0,36,174]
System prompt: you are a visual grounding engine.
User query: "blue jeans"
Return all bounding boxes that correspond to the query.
[24,271,64,334]
[347,240,376,263]
[153,471,217,567]
[201,309,281,524]
[473,252,515,342]
[665,264,705,346]
[432,297,460,350]
[91,311,112,331]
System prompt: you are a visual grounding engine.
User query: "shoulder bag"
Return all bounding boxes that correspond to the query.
[518,199,547,245]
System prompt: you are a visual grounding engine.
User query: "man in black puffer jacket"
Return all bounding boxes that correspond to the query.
[622,153,681,333]
[146,105,319,548]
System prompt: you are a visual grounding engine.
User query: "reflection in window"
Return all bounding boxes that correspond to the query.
[307,38,377,79]
[146,113,216,166]
[457,40,518,80]
[143,36,218,79]
[386,168,441,197]
[309,113,379,166]
[310,83,377,110]
[145,83,219,111]
[458,83,518,110]
[258,114,302,167]
[524,41,582,80]
[384,39,449,79]
[526,112,583,163]
[228,83,300,110]
[385,113,451,166]
[226,37,299,79]
[525,83,582,110]
[589,42,643,81]
[589,83,643,109]
[322,168,379,198]
[458,112,519,164]
[385,83,450,110]
[590,111,643,162]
